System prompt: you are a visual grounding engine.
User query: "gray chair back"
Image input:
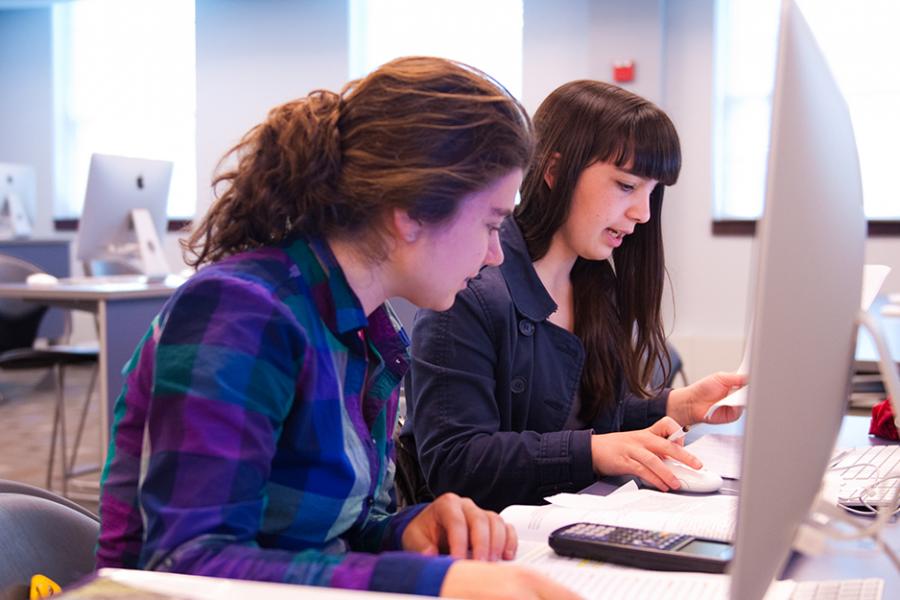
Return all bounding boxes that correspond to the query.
[0,479,98,523]
[0,490,98,596]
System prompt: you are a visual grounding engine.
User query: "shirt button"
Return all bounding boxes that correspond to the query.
[518,320,535,336]
[511,376,527,394]
[365,496,375,506]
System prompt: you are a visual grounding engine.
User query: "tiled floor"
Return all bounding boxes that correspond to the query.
[0,364,102,514]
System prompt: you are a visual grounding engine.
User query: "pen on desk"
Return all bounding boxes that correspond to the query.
[667,425,689,442]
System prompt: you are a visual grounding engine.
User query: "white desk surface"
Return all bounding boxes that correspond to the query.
[0,274,183,302]
[84,569,433,599]
[584,415,899,594]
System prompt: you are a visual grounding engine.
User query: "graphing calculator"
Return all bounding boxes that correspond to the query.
[548,522,733,574]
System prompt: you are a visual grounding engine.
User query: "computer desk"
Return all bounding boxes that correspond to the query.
[583,414,899,596]
[0,276,181,461]
[66,568,431,599]
[0,238,71,340]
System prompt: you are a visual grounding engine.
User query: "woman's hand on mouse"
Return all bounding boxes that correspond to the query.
[590,416,703,491]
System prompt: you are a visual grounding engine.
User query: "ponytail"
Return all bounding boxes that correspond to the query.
[184,57,532,267]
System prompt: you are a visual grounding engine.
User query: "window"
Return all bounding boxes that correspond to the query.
[714,0,900,221]
[349,0,523,99]
[52,0,196,221]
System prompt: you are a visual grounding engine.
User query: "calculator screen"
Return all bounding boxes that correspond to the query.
[679,539,734,561]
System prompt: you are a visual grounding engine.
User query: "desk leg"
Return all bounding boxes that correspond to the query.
[97,297,167,463]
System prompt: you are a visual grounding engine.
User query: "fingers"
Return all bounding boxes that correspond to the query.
[707,405,743,424]
[723,371,748,388]
[434,494,473,559]
[459,499,491,560]
[648,415,683,438]
[441,562,584,600]
[503,521,518,560]
[628,452,674,491]
[645,422,703,469]
[430,493,513,561]
[484,511,507,561]
[529,570,585,600]
[664,444,703,470]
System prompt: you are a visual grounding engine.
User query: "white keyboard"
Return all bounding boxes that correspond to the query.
[790,578,883,600]
[831,445,900,507]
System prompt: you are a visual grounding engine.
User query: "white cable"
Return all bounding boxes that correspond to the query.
[807,477,900,573]
[793,311,900,569]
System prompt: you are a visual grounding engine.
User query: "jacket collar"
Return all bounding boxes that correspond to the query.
[498,217,558,322]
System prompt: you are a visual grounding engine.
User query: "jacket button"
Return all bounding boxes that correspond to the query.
[511,376,526,393]
[518,320,535,336]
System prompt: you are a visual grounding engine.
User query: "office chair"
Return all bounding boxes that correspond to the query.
[0,484,98,599]
[0,255,100,497]
[666,342,688,387]
[0,479,98,523]
[650,341,689,390]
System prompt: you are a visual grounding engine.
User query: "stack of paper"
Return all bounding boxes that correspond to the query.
[501,485,737,545]
[501,488,809,599]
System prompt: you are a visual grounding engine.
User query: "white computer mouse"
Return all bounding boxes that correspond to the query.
[662,459,723,493]
[25,272,59,286]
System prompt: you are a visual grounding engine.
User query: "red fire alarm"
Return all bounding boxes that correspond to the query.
[613,60,635,83]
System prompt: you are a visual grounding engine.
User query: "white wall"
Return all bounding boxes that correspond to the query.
[0,7,57,238]
[661,0,900,380]
[2,0,898,369]
[522,0,665,112]
[194,0,349,220]
[661,0,755,377]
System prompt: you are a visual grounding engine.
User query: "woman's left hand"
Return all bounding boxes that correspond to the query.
[667,371,747,426]
[402,492,517,562]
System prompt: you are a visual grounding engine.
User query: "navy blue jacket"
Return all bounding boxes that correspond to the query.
[402,217,669,511]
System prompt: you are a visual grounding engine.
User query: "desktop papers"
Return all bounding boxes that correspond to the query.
[514,540,731,600]
[499,483,736,546]
[685,434,743,480]
[500,488,810,600]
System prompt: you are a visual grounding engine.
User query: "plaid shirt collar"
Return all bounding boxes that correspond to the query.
[284,235,410,379]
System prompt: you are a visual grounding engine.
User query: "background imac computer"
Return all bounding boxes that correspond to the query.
[0,162,36,238]
[730,1,866,598]
[75,153,173,276]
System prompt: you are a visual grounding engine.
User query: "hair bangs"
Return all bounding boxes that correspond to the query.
[603,109,681,187]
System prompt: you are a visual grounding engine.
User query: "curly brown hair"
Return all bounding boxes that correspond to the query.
[183,56,533,266]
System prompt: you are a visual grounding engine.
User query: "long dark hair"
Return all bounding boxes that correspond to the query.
[184,56,533,266]
[516,80,681,422]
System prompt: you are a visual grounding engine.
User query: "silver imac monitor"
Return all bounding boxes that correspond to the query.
[0,162,36,238]
[75,153,173,276]
[729,1,866,598]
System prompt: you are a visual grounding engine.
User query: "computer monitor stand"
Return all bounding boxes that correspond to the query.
[83,208,170,278]
[131,207,170,277]
[0,192,33,238]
